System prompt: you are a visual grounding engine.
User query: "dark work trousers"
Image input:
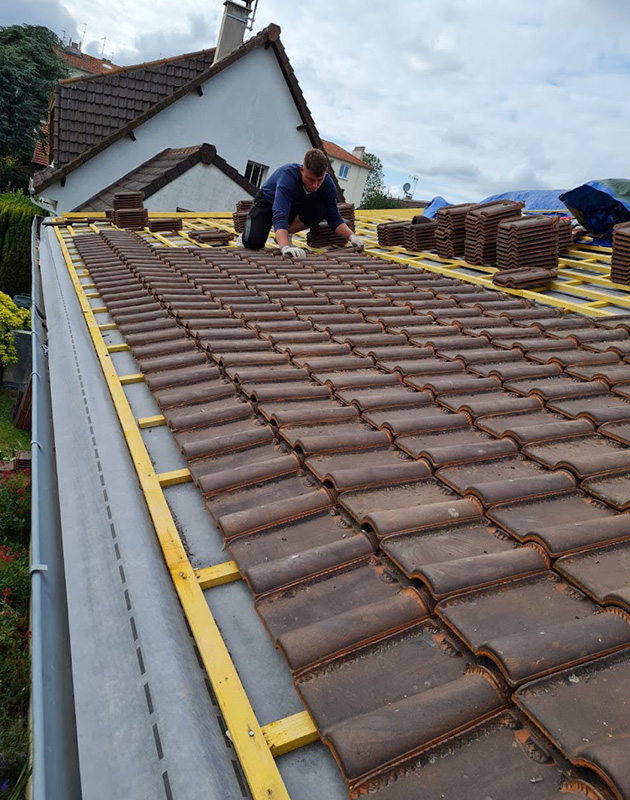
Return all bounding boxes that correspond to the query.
[242,192,328,249]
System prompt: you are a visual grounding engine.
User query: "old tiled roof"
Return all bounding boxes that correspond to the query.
[50,47,217,168]
[322,140,371,170]
[64,215,630,799]
[32,123,49,167]
[74,143,256,211]
[59,48,120,76]
[34,24,331,197]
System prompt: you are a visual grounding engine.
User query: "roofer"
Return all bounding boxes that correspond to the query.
[240,148,366,257]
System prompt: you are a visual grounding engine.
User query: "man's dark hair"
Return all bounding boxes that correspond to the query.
[303,148,328,176]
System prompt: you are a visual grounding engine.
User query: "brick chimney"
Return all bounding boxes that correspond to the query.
[352,146,366,161]
[213,1,254,64]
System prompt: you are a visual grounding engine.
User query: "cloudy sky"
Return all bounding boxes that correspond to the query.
[6,0,630,202]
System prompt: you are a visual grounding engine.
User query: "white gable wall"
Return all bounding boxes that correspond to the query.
[329,158,369,207]
[40,47,312,211]
[147,162,249,211]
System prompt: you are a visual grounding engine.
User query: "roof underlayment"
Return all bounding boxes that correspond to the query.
[36,209,630,800]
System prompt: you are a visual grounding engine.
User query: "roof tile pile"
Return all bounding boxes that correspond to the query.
[611,222,630,285]
[435,203,478,258]
[493,267,558,289]
[403,219,437,251]
[496,216,559,271]
[558,217,574,253]
[233,199,254,233]
[111,191,148,230]
[464,200,524,265]
[376,221,408,247]
[70,227,630,800]
[307,204,356,248]
[187,229,234,244]
[148,218,183,233]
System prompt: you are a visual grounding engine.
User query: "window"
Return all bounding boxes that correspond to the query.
[245,160,268,189]
[338,163,349,180]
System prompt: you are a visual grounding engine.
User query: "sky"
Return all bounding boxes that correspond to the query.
[5,0,630,203]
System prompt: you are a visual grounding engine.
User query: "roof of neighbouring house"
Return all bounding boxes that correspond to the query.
[60,47,120,76]
[74,143,257,211]
[321,140,371,170]
[33,24,330,196]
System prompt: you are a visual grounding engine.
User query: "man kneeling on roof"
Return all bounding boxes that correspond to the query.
[241,148,366,258]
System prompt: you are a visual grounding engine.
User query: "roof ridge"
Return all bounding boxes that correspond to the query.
[59,45,217,86]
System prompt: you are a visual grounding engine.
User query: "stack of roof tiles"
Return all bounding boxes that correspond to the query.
[403,219,437,251]
[111,191,148,230]
[464,200,524,265]
[233,199,254,233]
[493,215,559,288]
[435,203,478,258]
[71,225,630,800]
[611,222,630,285]
[558,217,574,253]
[492,266,558,289]
[148,218,183,233]
[307,205,356,248]
[376,221,408,247]
[187,229,234,244]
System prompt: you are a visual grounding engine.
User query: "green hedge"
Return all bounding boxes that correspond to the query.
[0,192,40,297]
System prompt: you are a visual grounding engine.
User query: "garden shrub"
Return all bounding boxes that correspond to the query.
[0,292,30,368]
[0,192,39,297]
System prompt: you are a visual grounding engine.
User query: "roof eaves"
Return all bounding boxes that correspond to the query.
[34,25,280,194]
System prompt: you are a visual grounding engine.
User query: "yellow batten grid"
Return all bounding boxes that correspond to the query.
[54,225,317,800]
[98,323,118,331]
[106,343,130,353]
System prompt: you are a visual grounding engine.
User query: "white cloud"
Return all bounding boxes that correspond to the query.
[42,0,630,202]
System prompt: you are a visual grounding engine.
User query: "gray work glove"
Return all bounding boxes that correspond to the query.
[349,234,366,250]
[281,245,307,259]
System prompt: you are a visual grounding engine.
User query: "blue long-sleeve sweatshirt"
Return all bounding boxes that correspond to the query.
[259,163,344,232]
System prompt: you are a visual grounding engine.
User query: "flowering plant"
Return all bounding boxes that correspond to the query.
[0,471,30,547]
[0,292,30,367]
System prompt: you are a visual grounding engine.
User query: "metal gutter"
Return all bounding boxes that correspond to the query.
[30,217,82,799]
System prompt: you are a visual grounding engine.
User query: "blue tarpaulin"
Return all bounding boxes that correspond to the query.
[480,189,568,212]
[560,179,630,241]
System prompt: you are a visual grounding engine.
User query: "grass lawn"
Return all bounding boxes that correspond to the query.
[0,390,29,458]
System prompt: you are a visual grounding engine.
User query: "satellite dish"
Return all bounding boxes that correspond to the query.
[403,182,411,193]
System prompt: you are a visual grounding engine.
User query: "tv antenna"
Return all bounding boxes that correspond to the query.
[79,22,87,50]
[403,175,418,199]
[100,37,107,57]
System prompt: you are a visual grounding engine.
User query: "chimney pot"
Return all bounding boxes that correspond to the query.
[213,0,253,64]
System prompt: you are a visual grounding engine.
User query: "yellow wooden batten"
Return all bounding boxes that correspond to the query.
[137,414,166,429]
[156,468,192,487]
[195,561,242,589]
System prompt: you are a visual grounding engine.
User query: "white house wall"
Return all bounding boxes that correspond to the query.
[147,162,249,211]
[41,47,312,211]
[334,160,369,208]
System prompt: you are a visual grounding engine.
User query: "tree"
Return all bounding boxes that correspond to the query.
[359,152,407,210]
[0,25,67,159]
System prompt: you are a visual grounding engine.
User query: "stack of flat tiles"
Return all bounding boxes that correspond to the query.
[233,199,254,233]
[338,202,356,230]
[307,215,355,248]
[558,217,573,253]
[496,216,559,272]
[435,203,478,258]
[148,218,183,233]
[464,200,524,265]
[403,219,437,251]
[72,226,630,800]
[493,266,558,289]
[187,229,234,244]
[611,222,630,285]
[376,221,408,246]
[111,191,148,230]
[112,191,144,209]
